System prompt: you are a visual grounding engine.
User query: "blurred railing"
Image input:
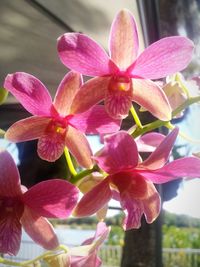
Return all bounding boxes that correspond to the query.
[2,241,200,267]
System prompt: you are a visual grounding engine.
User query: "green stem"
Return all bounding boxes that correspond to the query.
[130,106,143,129]
[0,129,5,138]
[70,165,99,184]
[64,147,77,176]
[132,96,200,138]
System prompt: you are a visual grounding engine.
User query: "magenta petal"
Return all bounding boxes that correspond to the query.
[4,72,52,116]
[132,79,172,121]
[21,207,59,250]
[71,253,101,267]
[65,126,93,169]
[57,33,116,76]
[0,150,22,197]
[0,212,22,255]
[141,157,200,184]
[129,36,194,79]
[109,9,139,68]
[53,71,82,116]
[136,132,165,152]
[140,128,179,170]
[94,131,138,174]
[74,179,112,217]
[70,76,110,114]
[22,179,79,218]
[37,131,65,162]
[5,116,51,142]
[70,105,121,134]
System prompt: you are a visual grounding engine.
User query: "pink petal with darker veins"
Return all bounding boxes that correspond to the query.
[4,72,52,116]
[132,79,172,121]
[57,33,117,76]
[139,128,179,170]
[70,76,110,114]
[94,131,138,174]
[69,105,121,134]
[140,157,200,184]
[5,116,51,142]
[128,36,194,79]
[0,150,22,197]
[53,71,82,116]
[109,9,139,69]
[74,178,112,217]
[65,126,93,169]
[21,207,59,250]
[22,179,79,218]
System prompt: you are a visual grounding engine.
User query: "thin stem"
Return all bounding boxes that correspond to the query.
[130,106,143,129]
[0,129,5,137]
[70,165,99,184]
[64,147,77,176]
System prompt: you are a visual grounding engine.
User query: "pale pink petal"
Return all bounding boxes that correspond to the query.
[94,131,138,174]
[139,128,179,170]
[65,126,93,169]
[109,9,139,68]
[70,77,110,114]
[57,33,117,76]
[69,105,121,134]
[0,212,22,255]
[73,178,112,217]
[53,71,82,116]
[22,179,79,218]
[128,37,194,79]
[4,72,52,116]
[140,157,200,184]
[0,150,22,197]
[105,86,133,119]
[5,116,51,142]
[71,253,101,267]
[132,79,172,121]
[37,131,66,162]
[21,207,59,250]
[136,132,165,152]
[82,222,109,246]
[143,182,161,223]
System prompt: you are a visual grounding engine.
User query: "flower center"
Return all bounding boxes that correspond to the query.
[109,76,131,92]
[0,196,24,218]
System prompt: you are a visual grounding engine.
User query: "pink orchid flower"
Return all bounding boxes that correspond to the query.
[4,71,120,166]
[0,150,79,255]
[57,9,193,120]
[74,128,200,230]
[44,222,109,267]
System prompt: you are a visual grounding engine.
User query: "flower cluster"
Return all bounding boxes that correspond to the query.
[1,8,200,267]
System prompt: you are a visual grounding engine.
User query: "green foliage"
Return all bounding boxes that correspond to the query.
[164,211,200,228]
[0,88,8,105]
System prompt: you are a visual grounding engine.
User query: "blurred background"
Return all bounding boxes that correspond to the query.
[0,0,200,267]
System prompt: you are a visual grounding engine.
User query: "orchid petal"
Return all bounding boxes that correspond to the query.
[109,9,139,68]
[71,253,101,267]
[65,126,93,169]
[70,105,121,134]
[105,87,133,119]
[139,128,179,170]
[53,71,82,116]
[22,179,79,218]
[136,132,165,152]
[140,157,200,184]
[129,37,194,79]
[0,212,22,255]
[57,33,117,76]
[5,116,51,142]
[70,77,110,114]
[4,72,52,116]
[94,131,138,174]
[21,207,59,250]
[44,253,70,267]
[37,131,66,162]
[132,79,172,121]
[143,182,161,223]
[73,178,112,217]
[0,150,22,197]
